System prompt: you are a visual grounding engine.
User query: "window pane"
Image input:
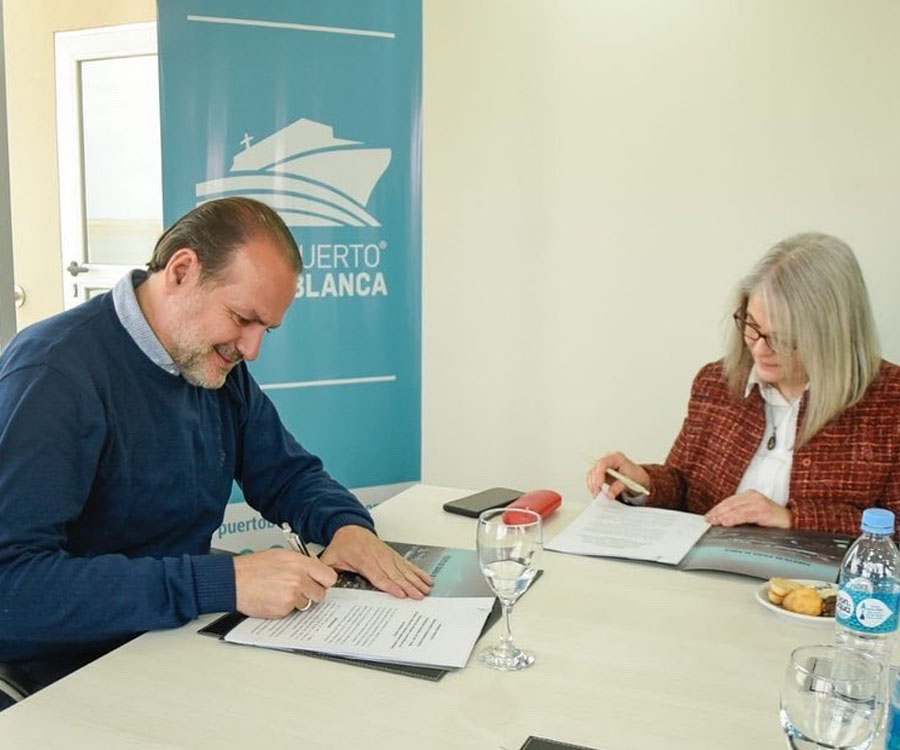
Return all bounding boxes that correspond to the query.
[81,55,162,266]
[84,286,113,300]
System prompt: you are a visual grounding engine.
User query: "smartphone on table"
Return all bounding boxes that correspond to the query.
[442,487,522,518]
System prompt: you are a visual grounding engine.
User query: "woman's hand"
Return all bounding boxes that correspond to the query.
[586,451,651,498]
[705,490,792,528]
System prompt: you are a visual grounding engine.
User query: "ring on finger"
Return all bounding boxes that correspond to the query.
[298,598,313,612]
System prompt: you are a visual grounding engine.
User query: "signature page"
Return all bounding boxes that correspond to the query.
[224,588,494,669]
[546,496,710,565]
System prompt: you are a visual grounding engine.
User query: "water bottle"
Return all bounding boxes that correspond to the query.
[835,508,900,670]
[888,675,900,750]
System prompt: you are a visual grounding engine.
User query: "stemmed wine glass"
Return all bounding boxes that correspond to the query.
[780,644,882,750]
[476,507,542,671]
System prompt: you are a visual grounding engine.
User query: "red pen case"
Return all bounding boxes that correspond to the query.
[502,489,562,524]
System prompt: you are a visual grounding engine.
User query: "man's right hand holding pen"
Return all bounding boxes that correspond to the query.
[233,546,338,618]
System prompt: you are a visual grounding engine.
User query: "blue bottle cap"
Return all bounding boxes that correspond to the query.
[861,508,895,535]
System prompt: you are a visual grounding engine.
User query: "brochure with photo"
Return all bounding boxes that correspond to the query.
[333,541,494,598]
[546,497,852,581]
[679,525,851,581]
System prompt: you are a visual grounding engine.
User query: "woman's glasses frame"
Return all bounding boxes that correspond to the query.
[732,308,793,353]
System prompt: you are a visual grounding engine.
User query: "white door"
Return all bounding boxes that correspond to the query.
[0,3,15,350]
[55,23,162,308]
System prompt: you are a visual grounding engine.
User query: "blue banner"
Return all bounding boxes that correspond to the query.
[157,1,421,505]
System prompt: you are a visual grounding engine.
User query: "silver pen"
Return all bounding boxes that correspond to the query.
[280,522,311,557]
[605,467,651,496]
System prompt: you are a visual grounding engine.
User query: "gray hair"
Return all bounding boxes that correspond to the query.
[147,197,302,282]
[724,232,881,446]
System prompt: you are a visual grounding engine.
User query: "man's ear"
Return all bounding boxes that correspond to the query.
[164,248,201,290]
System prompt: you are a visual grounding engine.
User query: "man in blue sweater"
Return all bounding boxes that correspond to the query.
[0,197,431,705]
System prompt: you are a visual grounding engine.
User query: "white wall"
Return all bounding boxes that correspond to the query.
[4,1,897,507]
[422,0,900,504]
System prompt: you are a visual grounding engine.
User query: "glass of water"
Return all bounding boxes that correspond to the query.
[476,507,542,671]
[780,644,882,750]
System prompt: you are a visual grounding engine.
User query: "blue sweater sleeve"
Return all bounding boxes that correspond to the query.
[232,369,374,544]
[0,365,234,659]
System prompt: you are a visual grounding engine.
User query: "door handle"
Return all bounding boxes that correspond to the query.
[66,260,89,277]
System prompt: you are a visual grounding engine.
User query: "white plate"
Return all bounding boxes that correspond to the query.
[755,579,838,625]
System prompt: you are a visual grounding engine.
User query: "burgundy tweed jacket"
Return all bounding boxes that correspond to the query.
[642,360,900,535]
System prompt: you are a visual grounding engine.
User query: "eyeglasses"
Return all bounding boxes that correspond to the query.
[732,310,790,352]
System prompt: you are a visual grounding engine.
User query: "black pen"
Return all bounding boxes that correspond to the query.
[280,522,311,557]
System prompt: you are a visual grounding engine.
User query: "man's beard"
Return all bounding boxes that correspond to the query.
[170,340,242,389]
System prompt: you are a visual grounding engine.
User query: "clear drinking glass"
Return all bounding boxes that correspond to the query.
[476,507,542,671]
[780,644,883,750]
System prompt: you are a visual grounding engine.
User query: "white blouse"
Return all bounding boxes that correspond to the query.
[735,369,805,506]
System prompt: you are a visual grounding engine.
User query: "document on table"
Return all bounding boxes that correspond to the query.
[224,588,495,669]
[545,496,711,565]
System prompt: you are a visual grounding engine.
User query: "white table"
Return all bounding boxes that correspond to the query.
[0,485,835,749]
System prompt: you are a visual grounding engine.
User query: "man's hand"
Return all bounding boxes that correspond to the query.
[586,451,651,498]
[233,548,338,618]
[320,525,433,599]
[705,490,792,529]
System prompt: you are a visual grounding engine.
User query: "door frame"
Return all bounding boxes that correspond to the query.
[0,1,17,351]
[55,22,157,309]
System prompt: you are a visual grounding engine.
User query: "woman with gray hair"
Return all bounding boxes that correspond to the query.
[586,233,900,535]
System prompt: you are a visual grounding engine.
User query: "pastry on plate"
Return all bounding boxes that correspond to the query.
[782,587,824,617]
[767,577,804,605]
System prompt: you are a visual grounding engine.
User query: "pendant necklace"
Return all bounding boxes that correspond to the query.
[766,402,791,450]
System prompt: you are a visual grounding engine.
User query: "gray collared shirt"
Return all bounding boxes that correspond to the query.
[112,270,180,376]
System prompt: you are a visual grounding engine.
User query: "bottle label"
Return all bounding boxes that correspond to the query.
[836,586,900,634]
[889,703,900,750]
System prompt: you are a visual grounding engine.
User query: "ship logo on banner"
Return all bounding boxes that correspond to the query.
[195,117,392,227]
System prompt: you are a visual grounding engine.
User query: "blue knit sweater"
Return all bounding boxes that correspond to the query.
[0,293,374,662]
